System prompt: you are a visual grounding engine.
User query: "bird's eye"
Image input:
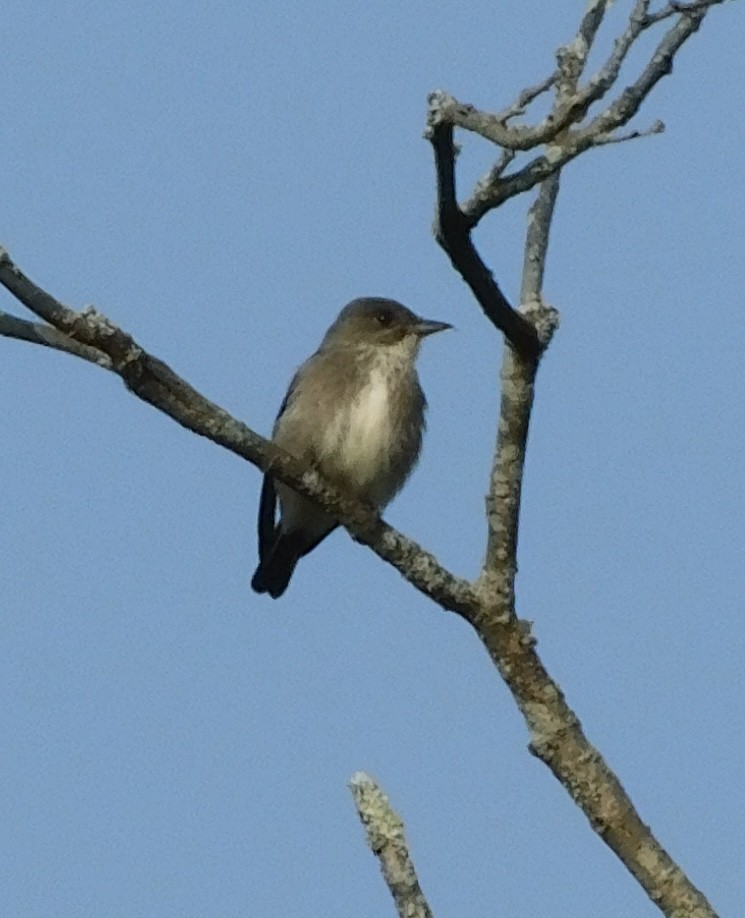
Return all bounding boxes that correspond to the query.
[376,311,393,326]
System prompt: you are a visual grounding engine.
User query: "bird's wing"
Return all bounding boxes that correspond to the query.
[256,473,278,565]
[257,366,305,564]
[274,364,303,424]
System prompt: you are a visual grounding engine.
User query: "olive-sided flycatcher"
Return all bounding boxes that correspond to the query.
[251,297,451,598]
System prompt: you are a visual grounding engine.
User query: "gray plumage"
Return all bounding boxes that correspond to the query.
[251,297,451,598]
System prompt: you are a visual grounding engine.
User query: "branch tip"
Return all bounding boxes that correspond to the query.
[350,773,433,918]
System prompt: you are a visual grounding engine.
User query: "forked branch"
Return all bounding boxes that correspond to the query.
[1,1,728,915]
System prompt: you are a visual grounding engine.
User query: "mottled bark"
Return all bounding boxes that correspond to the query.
[1,2,729,915]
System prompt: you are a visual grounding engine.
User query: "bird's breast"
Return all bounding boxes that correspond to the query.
[321,366,394,480]
[317,358,422,507]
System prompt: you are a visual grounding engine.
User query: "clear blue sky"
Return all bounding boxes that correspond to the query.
[2,3,743,916]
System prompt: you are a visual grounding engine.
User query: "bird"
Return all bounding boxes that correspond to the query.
[250,297,451,598]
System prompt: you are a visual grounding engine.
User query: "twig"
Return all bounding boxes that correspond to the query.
[578,8,711,139]
[349,773,433,918]
[0,309,112,368]
[644,0,723,26]
[436,1,723,222]
[592,119,666,146]
[495,72,557,123]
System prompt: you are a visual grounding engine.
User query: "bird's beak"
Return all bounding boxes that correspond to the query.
[413,317,453,337]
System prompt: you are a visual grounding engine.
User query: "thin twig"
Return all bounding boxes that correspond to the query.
[578,7,711,139]
[0,310,112,368]
[644,0,723,26]
[437,1,723,222]
[495,72,558,123]
[592,119,666,146]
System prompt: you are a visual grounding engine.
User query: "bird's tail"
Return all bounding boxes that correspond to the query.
[251,532,304,599]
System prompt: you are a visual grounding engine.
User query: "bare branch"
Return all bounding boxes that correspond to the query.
[575,0,614,67]
[0,309,112,368]
[2,239,717,914]
[462,145,574,222]
[425,100,543,360]
[480,173,561,625]
[462,112,665,222]
[462,149,516,218]
[478,350,538,615]
[578,7,712,139]
[349,773,433,918]
[520,174,562,305]
[0,246,476,616]
[555,0,616,97]
[3,2,730,913]
[422,3,725,913]
[495,72,557,124]
[568,0,651,112]
[592,119,666,146]
[477,53,570,609]
[470,612,718,918]
[424,90,569,153]
[440,1,723,222]
[644,0,724,26]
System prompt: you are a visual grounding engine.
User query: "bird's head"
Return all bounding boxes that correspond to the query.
[324,297,452,350]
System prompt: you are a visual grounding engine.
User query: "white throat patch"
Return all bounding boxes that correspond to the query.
[319,339,418,495]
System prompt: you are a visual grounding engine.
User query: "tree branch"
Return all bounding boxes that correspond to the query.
[447,1,724,221]
[418,1,724,914]
[494,72,557,124]
[1,232,715,917]
[577,6,712,139]
[0,247,476,617]
[0,309,112,368]
[3,1,729,914]
[349,773,433,918]
[425,106,543,360]
[644,0,724,26]
[479,175,561,597]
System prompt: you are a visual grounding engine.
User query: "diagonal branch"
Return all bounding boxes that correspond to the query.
[447,1,723,222]
[577,6,711,139]
[1,244,716,914]
[644,0,724,26]
[419,3,725,914]
[495,72,557,124]
[3,3,729,912]
[0,247,476,617]
[0,309,112,368]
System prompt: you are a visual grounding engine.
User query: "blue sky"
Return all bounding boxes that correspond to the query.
[2,2,743,916]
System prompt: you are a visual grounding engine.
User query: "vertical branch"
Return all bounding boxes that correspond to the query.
[479,348,538,612]
[521,173,561,303]
[479,174,561,598]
